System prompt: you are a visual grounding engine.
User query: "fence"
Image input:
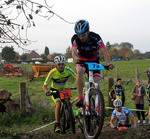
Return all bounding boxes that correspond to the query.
[101,67,148,84]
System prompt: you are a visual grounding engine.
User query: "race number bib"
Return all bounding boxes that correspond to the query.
[59,89,72,100]
[86,62,105,70]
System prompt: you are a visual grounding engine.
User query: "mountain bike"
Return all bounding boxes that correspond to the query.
[51,87,76,134]
[80,62,109,139]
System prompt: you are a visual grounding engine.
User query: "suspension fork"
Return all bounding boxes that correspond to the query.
[85,88,90,114]
[95,94,100,115]
[85,70,93,114]
[89,70,100,115]
[85,70,100,115]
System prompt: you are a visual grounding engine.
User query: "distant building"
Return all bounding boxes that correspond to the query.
[25,51,42,61]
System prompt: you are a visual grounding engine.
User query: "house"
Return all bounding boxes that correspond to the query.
[25,51,42,61]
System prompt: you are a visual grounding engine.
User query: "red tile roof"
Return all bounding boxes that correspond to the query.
[25,51,41,60]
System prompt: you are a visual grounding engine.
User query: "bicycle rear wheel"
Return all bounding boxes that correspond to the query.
[60,99,76,134]
[83,89,105,139]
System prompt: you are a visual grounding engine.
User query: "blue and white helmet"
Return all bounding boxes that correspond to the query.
[74,19,89,34]
[54,56,66,64]
[113,99,122,107]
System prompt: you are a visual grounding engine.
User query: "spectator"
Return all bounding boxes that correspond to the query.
[110,99,137,129]
[132,80,146,124]
[146,67,150,83]
[109,78,125,106]
[146,81,150,124]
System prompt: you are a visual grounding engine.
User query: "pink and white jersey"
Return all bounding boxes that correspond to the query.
[71,32,105,61]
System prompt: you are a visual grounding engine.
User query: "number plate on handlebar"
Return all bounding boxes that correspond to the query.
[86,62,105,70]
[59,89,72,100]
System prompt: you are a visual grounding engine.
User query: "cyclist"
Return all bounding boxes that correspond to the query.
[110,99,137,129]
[146,81,150,124]
[43,56,76,133]
[109,78,125,106]
[71,19,115,107]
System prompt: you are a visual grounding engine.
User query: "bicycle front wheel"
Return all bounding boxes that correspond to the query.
[83,89,105,139]
[60,99,76,134]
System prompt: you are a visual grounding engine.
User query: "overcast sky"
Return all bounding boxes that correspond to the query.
[1,0,150,55]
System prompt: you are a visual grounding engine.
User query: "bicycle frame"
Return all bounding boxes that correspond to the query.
[81,62,109,138]
[51,87,76,134]
[84,62,108,115]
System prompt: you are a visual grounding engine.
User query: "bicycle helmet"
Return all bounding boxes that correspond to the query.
[54,56,66,64]
[113,99,122,107]
[74,19,89,34]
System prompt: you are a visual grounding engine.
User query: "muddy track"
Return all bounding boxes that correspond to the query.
[1,124,150,139]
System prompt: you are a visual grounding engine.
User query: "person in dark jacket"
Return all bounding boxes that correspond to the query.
[146,67,150,83]
[132,80,146,124]
[109,78,125,106]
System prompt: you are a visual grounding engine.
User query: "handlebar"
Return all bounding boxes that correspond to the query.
[70,86,77,90]
[46,86,77,96]
[78,61,109,71]
[103,65,110,70]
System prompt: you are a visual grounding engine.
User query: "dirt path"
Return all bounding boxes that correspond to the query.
[1,124,150,139]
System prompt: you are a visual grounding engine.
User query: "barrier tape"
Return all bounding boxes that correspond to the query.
[28,107,149,133]
[105,107,149,112]
[27,108,83,133]
[28,121,56,133]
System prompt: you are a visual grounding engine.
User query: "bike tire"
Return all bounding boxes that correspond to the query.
[60,99,76,134]
[60,103,66,134]
[83,89,105,139]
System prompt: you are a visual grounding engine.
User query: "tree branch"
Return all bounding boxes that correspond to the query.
[0,0,75,53]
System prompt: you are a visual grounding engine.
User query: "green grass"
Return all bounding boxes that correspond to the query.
[0,59,150,133]
[0,106,55,132]
[101,59,150,81]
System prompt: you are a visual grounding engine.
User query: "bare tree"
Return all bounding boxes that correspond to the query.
[0,0,74,52]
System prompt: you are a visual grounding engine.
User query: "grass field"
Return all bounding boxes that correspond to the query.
[0,59,150,133]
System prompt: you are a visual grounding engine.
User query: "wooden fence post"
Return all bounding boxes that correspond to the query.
[108,78,114,107]
[20,82,26,116]
[116,68,119,79]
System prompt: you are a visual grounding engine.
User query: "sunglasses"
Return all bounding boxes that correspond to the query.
[77,32,88,37]
[115,106,121,108]
[57,63,64,66]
